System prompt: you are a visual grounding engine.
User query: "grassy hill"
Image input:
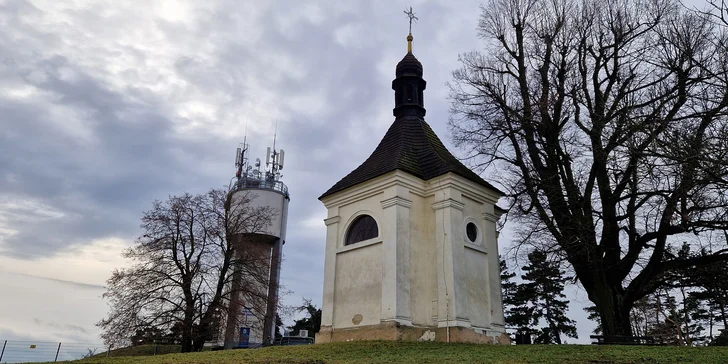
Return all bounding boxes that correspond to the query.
[40,341,728,363]
[91,344,183,358]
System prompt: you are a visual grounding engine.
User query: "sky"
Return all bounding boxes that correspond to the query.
[3,0,714,346]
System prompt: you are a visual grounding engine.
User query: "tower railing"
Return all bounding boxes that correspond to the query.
[234,176,289,198]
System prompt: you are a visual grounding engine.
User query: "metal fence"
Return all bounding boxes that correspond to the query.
[0,340,107,363]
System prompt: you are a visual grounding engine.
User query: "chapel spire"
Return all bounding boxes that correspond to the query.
[404,7,417,53]
[393,7,426,118]
[319,9,503,200]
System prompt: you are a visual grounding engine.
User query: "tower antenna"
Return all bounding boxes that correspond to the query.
[273,119,278,152]
[235,122,250,179]
[242,122,248,167]
[266,120,283,180]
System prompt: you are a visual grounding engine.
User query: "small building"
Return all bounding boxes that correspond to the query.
[315,31,509,344]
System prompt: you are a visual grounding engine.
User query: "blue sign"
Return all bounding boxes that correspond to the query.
[239,327,251,347]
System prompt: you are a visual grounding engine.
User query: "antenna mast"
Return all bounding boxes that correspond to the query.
[234,124,251,182]
[265,121,284,182]
[273,120,277,153]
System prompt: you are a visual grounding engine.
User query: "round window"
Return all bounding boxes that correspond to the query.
[466,222,478,243]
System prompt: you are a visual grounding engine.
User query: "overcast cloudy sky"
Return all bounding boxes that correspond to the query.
[15,0,726,345]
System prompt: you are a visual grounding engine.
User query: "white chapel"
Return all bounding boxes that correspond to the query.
[315,29,509,344]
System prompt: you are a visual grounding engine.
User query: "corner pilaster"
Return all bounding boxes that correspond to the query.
[380,195,412,325]
[483,211,504,330]
[432,197,470,328]
[321,215,340,327]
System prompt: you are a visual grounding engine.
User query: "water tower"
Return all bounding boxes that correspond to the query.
[223,136,289,348]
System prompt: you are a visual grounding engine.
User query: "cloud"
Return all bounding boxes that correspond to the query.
[0,237,128,287]
[7,272,105,291]
[0,270,107,343]
[32,319,89,335]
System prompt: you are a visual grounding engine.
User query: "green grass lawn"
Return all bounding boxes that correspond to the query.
[91,344,184,358]
[40,341,728,364]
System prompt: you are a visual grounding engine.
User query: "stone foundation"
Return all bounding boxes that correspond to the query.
[315,321,511,345]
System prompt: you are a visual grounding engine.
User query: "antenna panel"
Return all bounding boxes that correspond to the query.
[278,150,285,170]
[266,147,271,165]
[235,147,242,167]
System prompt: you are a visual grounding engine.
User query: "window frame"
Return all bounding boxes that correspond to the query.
[344,213,380,247]
[462,217,483,246]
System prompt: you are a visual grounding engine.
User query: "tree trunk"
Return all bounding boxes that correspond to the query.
[192,337,205,352]
[543,301,562,344]
[192,304,218,352]
[181,284,195,353]
[599,306,633,338]
[719,299,728,328]
[591,283,634,340]
[191,323,206,352]
[680,287,692,346]
[180,330,193,353]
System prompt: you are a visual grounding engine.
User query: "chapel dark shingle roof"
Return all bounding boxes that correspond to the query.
[396,52,423,77]
[319,116,503,200]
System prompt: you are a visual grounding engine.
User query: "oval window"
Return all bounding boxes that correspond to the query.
[346,215,378,245]
[466,222,478,243]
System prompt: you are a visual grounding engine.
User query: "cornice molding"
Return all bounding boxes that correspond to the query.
[431,198,465,211]
[321,170,427,208]
[381,196,413,209]
[482,212,499,223]
[425,173,502,204]
[324,216,341,226]
[321,171,502,208]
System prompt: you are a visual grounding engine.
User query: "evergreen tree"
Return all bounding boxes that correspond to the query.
[501,258,528,328]
[685,254,728,342]
[275,315,283,339]
[519,250,578,344]
[500,258,535,342]
[500,258,517,314]
[288,300,321,338]
[710,330,728,346]
[679,294,710,345]
[130,326,165,345]
[584,305,602,335]
[645,291,684,345]
[661,243,728,345]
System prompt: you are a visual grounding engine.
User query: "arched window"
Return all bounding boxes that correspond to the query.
[345,215,378,245]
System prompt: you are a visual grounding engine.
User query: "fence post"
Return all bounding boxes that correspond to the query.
[0,340,6,362]
[54,342,62,362]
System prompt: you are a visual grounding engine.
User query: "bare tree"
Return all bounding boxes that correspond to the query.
[449,0,728,337]
[97,189,276,352]
[696,1,728,26]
